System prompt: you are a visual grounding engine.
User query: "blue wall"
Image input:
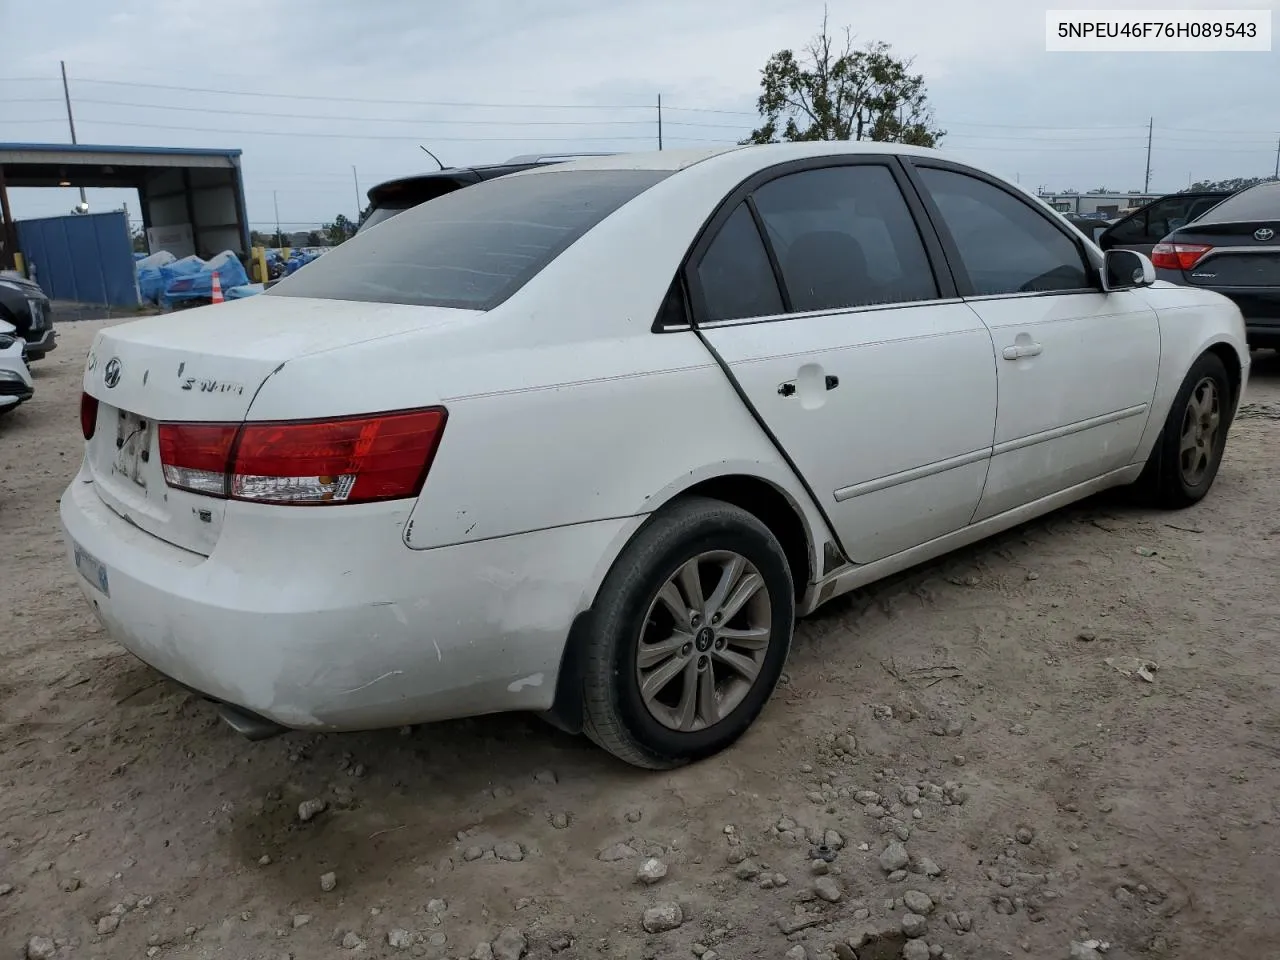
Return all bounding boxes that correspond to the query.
[16,211,139,307]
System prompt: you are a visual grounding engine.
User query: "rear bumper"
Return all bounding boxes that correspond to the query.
[59,470,630,732]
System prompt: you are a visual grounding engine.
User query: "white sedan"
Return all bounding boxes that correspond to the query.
[61,143,1249,768]
[0,319,34,413]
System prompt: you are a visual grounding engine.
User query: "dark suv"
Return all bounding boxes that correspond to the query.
[0,271,57,361]
[1095,190,1232,258]
[1152,181,1280,348]
[358,153,616,235]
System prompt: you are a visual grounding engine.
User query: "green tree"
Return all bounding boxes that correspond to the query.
[130,226,148,254]
[1184,176,1277,193]
[744,10,943,147]
[323,213,356,246]
[306,231,324,247]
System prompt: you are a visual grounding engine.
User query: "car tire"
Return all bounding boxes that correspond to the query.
[580,496,794,769]
[1132,351,1234,509]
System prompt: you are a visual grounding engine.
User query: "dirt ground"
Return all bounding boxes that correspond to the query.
[2,319,1278,960]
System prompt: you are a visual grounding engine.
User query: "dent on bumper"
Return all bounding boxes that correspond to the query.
[59,477,631,732]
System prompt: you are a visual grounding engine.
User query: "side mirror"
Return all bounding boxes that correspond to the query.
[1101,249,1156,291]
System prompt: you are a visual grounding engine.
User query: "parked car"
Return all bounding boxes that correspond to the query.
[0,270,57,361]
[62,143,1249,768]
[1096,190,1233,258]
[0,318,34,414]
[356,153,617,234]
[1062,213,1113,245]
[1151,181,1280,350]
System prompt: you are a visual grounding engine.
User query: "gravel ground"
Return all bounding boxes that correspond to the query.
[2,319,1279,960]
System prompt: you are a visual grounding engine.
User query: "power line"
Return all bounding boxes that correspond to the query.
[72,98,662,127]
[52,76,661,111]
[71,117,660,142]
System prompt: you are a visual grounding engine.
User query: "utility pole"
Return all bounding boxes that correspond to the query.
[60,61,88,208]
[352,165,362,220]
[1143,117,1153,193]
[1274,135,1279,179]
[657,94,663,151]
[273,190,281,247]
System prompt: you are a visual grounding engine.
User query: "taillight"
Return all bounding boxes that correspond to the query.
[1151,242,1212,271]
[156,408,447,506]
[80,393,99,440]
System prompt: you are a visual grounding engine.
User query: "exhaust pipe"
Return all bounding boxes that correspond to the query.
[217,702,288,741]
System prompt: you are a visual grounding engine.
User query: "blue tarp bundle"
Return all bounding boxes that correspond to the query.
[226,283,264,299]
[285,250,321,275]
[135,251,178,304]
[161,251,250,305]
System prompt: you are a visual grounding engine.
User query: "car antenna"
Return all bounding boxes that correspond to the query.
[418,145,445,171]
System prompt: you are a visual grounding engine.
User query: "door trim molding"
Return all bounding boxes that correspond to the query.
[833,446,991,502]
[991,403,1150,457]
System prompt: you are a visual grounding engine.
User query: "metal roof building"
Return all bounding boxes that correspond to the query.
[0,142,250,269]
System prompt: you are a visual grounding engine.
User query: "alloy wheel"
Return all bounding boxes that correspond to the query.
[634,550,773,732]
[1178,376,1221,486]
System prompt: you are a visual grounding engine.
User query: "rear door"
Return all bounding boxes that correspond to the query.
[690,158,998,564]
[905,161,1160,521]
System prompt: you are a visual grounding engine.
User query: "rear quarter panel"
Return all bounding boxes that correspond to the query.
[1130,283,1250,462]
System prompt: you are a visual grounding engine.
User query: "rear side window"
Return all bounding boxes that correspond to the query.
[696,203,785,321]
[752,165,938,311]
[918,167,1090,296]
[269,170,670,310]
[1196,182,1280,223]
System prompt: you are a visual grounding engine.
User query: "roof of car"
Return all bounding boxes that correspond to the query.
[515,141,950,176]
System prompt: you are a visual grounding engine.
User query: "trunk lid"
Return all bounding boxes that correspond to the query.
[81,295,477,556]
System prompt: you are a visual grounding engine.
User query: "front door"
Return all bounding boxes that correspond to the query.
[907,163,1161,522]
[688,161,997,564]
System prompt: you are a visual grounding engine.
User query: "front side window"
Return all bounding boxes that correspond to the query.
[270,169,670,310]
[918,167,1091,296]
[751,165,938,311]
[695,203,785,322]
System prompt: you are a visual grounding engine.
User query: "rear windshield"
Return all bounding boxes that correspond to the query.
[355,205,411,234]
[269,169,670,310]
[1197,182,1280,223]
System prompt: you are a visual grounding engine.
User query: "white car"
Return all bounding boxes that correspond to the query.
[60,143,1249,769]
[0,319,34,414]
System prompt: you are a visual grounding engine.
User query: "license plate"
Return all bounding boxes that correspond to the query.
[73,543,110,597]
[115,411,152,489]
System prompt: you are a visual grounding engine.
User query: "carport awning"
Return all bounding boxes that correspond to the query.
[0,142,241,189]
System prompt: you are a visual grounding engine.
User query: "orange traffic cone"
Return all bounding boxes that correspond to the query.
[210,271,224,304]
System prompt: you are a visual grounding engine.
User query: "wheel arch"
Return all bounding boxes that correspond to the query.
[1202,339,1245,413]
[540,467,833,735]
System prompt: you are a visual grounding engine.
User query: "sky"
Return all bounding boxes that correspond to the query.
[1,0,1277,232]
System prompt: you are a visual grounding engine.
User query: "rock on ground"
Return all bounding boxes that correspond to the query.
[879,841,910,872]
[637,858,668,884]
[641,902,684,933]
[494,841,524,862]
[901,912,929,938]
[492,927,527,960]
[388,929,413,949]
[903,940,932,960]
[25,938,56,960]
[903,890,934,915]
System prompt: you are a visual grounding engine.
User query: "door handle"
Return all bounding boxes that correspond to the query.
[1002,342,1043,360]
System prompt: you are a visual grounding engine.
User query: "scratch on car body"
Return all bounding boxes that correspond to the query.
[341,670,404,694]
[507,673,544,693]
